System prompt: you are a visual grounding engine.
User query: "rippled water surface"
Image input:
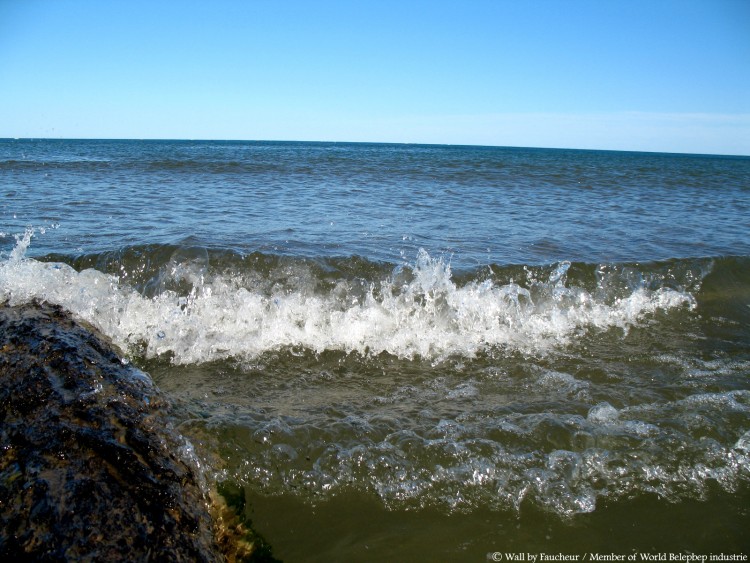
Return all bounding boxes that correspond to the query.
[2,139,750,560]
[3,139,749,265]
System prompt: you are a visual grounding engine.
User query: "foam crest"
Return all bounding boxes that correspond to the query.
[1,235,697,364]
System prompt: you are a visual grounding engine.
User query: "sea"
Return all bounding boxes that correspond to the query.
[1,139,749,561]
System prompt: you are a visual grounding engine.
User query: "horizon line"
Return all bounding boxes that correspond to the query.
[2,136,748,159]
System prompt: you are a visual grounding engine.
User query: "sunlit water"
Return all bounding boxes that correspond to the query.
[2,139,749,560]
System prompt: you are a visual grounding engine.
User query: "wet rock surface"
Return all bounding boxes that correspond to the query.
[0,300,227,561]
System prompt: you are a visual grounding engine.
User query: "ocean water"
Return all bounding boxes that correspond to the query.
[2,139,750,560]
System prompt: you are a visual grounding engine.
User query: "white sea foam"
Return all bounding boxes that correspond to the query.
[235,392,750,515]
[1,230,696,364]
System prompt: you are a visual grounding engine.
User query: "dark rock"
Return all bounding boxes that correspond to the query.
[0,301,231,561]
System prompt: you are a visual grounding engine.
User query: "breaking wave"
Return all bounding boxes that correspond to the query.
[1,228,701,365]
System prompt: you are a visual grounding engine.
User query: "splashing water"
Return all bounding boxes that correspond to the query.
[1,233,696,365]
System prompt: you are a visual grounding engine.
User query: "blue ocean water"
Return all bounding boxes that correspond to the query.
[2,139,750,560]
[2,139,748,266]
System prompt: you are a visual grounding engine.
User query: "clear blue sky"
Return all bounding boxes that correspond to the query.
[1,0,748,154]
